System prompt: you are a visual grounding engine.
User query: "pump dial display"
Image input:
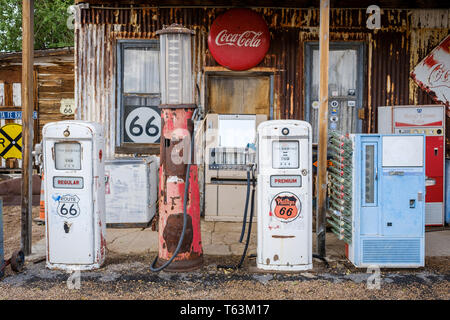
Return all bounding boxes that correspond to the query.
[55,142,81,170]
[272,140,299,169]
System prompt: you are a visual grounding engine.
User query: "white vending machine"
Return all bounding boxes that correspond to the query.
[43,121,106,271]
[256,120,313,271]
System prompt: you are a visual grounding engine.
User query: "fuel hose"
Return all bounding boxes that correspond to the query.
[218,166,256,270]
[238,168,251,243]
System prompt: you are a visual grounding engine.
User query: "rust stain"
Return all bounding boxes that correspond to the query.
[272,235,295,239]
[163,213,193,254]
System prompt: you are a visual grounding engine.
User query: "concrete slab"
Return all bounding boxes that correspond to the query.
[105,227,158,254]
[34,223,449,258]
[425,229,450,257]
[26,238,46,263]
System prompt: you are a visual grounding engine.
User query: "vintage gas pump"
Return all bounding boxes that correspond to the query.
[150,24,203,272]
[43,121,106,270]
[256,120,313,271]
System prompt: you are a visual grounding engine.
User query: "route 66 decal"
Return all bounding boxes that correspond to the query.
[271,192,301,223]
[56,194,81,218]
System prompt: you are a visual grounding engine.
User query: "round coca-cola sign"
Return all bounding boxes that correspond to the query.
[208,9,270,71]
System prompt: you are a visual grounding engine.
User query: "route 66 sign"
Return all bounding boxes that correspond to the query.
[271,192,301,223]
[56,194,81,218]
[60,98,75,116]
[124,106,161,143]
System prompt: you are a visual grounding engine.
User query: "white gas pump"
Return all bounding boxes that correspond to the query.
[43,121,106,271]
[256,120,312,271]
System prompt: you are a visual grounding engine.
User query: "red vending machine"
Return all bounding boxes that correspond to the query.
[378,105,446,226]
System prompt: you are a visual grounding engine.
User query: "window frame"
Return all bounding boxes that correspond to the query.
[116,39,161,154]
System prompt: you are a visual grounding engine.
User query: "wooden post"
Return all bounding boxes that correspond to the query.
[21,0,34,255]
[316,0,329,258]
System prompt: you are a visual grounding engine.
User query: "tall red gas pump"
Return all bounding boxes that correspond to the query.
[150,24,203,272]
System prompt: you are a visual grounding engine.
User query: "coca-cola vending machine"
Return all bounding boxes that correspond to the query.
[378,105,446,226]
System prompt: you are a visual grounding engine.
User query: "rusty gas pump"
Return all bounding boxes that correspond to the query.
[150,24,203,272]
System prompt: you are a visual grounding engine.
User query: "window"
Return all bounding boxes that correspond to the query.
[117,40,161,153]
[362,142,378,206]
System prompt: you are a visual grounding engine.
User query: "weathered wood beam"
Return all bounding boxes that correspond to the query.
[21,0,34,256]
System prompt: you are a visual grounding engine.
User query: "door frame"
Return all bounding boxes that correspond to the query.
[304,41,366,134]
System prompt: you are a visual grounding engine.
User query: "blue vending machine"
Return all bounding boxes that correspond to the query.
[328,133,426,268]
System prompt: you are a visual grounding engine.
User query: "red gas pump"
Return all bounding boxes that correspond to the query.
[150,25,203,272]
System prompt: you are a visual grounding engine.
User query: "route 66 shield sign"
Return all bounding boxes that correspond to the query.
[56,194,81,218]
[271,192,301,223]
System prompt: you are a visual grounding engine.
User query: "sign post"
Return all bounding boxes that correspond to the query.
[21,0,34,256]
[317,0,330,259]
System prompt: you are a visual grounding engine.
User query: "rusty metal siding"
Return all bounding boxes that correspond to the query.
[370,30,411,131]
[75,23,117,158]
[75,7,449,148]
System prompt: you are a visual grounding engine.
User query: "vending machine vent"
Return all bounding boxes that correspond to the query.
[362,239,421,265]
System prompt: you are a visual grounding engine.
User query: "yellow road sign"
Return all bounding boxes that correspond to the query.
[0,123,22,159]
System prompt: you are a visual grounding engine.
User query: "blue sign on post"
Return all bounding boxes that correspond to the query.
[0,111,37,120]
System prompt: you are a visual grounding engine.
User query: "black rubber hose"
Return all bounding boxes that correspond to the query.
[238,168,251,243]
[150,109,198,272]
[218,166,256,270]
[313,253,329,268]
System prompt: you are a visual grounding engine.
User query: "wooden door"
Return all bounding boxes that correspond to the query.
[207,75,270,116]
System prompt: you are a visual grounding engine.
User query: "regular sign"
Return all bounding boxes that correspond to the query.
[208,8,270,71]
[411,35,450,108]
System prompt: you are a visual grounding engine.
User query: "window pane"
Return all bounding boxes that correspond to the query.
[364,145,375,204]
[13,83,21,106]
[312,49,357,99]
[0,83,4,106]
[123,48,160,94]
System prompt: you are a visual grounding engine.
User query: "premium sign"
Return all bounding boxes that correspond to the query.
[411,35,450,108]
[208,8,270,71]
[270,175,302,187]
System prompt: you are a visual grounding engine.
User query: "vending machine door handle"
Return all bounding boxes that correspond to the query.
[425,177,436,186]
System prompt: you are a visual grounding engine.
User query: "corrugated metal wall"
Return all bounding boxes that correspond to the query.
[75,7,449,157]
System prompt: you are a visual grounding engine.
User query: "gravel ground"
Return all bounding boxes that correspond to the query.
[1,206,449,300]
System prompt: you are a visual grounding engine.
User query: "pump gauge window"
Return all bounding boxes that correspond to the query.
[272,141,299,169]
[54,142,81,170]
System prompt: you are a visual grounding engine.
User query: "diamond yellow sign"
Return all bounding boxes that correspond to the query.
[0,123,22,159]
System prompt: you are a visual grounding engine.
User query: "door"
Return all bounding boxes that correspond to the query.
[207,74,272,117]
[305,42,365,143]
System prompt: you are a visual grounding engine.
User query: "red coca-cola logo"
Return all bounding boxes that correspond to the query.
[208,9,270,71]
[427,63,450,88]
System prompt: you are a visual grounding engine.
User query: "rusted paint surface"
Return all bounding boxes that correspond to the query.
[75,6,449,149]
[158,107,203,270]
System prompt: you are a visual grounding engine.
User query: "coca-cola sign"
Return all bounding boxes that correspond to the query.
[208,9,270,71]
[411,35,450,108]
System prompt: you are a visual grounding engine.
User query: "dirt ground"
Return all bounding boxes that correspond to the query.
[1,205,449,300]
[1,205,43,259]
